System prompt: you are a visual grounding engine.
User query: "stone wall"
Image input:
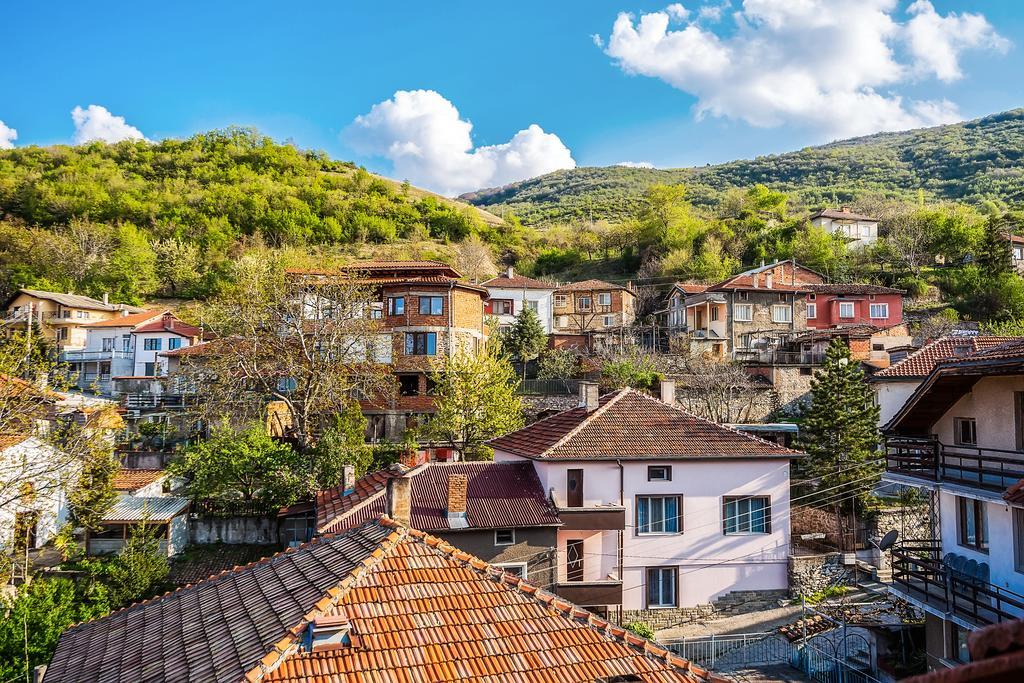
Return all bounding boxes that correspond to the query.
[190,516,280,545]
[620,605,717,630]
[768,366,814,416]
[789,552,853,597]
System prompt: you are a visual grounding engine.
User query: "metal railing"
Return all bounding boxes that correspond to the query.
[890,541,1024,627]
[61,349,133,362]
[122,393,189,410]
[734,349,827,365]
[667,632,788,671]
[516,379,581,396]
[885,437,1024,492]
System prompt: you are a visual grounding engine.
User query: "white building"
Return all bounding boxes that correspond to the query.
[0,435,73,551]
[883,338,1024,671]
[482,268,556,334]
[63,310,203,394]
[809,207,879,247]
[490,381,798,622]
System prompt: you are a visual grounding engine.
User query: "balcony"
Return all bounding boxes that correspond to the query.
[62,349,133,363]
[734,349,826,366]
[885,437,1024,492]
[551,580,622,606]
[122,394,189,410]
[890,541,1024,628]
[556,505,626,531]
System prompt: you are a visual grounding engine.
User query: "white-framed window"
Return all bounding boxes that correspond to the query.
[723,496,771,535]
[711,307,719,321]
[526,300,539,312]
[648,466,671,481]
[143,338,162,351]
[954,417,977,446]
[807,303,817,319]
[577,296,592,311]
[494,529,515,546]
[495,562,527,578]
[603,315,615,326]
[772,305,792,323]
[493,299,513,316]
[636,495,681,534]
[734,304,753,322]
[101,337,114,352]
[646,566,678,608]
[598,292,612,306]
[869,303,889,319]
[554,294,568,307]
[737,291,750,301]
[839,302,855,318]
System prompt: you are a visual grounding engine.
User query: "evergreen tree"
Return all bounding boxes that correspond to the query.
[977,214,1013,279]
[504,306,548,380]
[797,339,881,516]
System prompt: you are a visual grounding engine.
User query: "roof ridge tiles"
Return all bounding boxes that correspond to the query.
[542,387,631,455]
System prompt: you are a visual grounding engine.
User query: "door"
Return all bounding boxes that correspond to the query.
[567,469,583,508]
[566,539,584,582]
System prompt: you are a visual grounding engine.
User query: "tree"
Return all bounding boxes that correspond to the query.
[427,345,524,460]
[102,521,171,608]
[170,423,307,509]
[537,348,581,392]
[504,307,548,380]
[977,214,1013,279]
[312,401,373,484]
[677,357,767,423]
[178,253,394,451]
[455,236,498,283]
[797,339,881,517]
[880,210,935,276]
[600,351,660,391]
[63,424,120,533]
[154,238,203,297]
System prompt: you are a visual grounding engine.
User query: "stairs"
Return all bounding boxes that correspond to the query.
[712,590,790,616]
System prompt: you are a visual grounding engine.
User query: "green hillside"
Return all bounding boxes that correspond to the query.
[463,109,1024,225]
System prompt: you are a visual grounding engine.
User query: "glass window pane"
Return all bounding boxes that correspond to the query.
[665,497,678,533]
[651,498,664,532]
[638,498,648,533]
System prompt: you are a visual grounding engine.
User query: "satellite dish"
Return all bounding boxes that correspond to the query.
[878,530,899,552]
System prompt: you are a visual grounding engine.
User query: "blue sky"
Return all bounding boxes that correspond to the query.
[2,1,1023,194]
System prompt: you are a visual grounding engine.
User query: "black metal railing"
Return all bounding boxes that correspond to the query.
[733,350,827,366]
[516,379,581,396]
[885,437,1024,492]
[122,393,190,410]
[890,541,1024,627]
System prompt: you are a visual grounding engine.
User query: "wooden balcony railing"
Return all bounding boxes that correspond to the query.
[885,437,1024,492]
[890,541,1024,628]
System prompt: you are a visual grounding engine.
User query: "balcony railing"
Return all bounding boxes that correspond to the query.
[62,349,133,362]
[885,437,1024,492]
[516,379,581,396]
[122,393,189,410]
[890,541,1024,628]
[733,349,826,366]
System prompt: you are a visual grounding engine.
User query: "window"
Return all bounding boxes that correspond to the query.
[957,496,988,551]
[951,624,971,664]
[369,308,383,320]
[168,337,181,350]
[493,299,513,316]
[806,303,817,319]
[647,466,672,481]
[1014,508,1024,572]
[526,300,539,312]
[737,291,750,301]
[723,496,771,534]
[772,305,792,323]
[646,567,678,608]
[495,562,527,578]
[808,293,816,301]
[839,302,855,318]
[954,417,977,446]
[710,307,719,321]
[777,293,787,302]
[636,495,681,534]
[387,296,405,315]
[398,375,420,396]
[122,335,131,351]
[869,303,889,319]
[144,362,156,376]
[554,294,568,307]
[405,332,437,355]
[494,529,515,546]
[598,292,612,306]
[102,337,114,352]
[419,296,443,315]
[566,539,584,582]
[143,338,162,351]
[577,296,592,311]
[734,304,753,322]
[603,315,615,326]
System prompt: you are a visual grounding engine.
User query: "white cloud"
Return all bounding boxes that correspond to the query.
[71,105,147,144]
[592,33,605,48]
[344,90,575,196]
[665,4,690,21]
[0,120,16,149]
[905,0,1009,82]
[697,2,729,23]
[602,0,1009,138]
[616,161,656,168]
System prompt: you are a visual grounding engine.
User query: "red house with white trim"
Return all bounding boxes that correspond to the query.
[805,283,904,329]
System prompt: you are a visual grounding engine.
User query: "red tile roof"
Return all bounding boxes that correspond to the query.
[483,273,557,290]
[556,278,629,292]
[872,337,1017,380]
[81,309,166,328]
[0,434,30,450]
[47,518,714,683]
[903,619,1024,683]
[317,462,561,534]
[111,468,166,492]
[488,388,800,460]
[676,283,709,294]
[132,314,202,337]
[1005,479,1024,506]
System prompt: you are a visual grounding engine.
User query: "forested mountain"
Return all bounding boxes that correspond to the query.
[463,109,1024,225]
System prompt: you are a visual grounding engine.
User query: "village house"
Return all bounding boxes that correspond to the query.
[312,461,562,583]
[883,338,1024,671]
[809,207,879,247]
[551,278,637,346]
[481,267,556,334]
[46,517,718,683]
[62,310,202,395]
[287,261,488,444]
[0,434,72,552]
[804,283,904,329]
[489,380,799,626]
[664,283,708,336]
[2,289,144,351]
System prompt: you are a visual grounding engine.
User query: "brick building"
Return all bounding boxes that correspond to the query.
[551,279,636,347]
[804,283,904,329]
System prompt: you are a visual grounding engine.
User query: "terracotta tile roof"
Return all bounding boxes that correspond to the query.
[709,276,807,292]
[956,337,1024,362]
[488,389,800,460]
[556,278,629,292]
[903,619,1024,682]
[482,273,557,290]
[168,544,279,586]
[48,519,714,683]
[676,282,709,294]
[132,314,202,337]
[81,309,166,328]
[0,434,30,450]
[112,468,166,492]
[872,337,1017,380]
[810,208,877,222]
[317,462,561,534]
[161,338,224,357]
[806,283,904,295]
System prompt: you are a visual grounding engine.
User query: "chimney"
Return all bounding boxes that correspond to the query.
[342,464,356,493]
[506,266,514,279]
[841,206,851,213]
[307,613,352,652]
[447,474,468,528]
[579,381,599,412]
[660,379,676,405]
[386,469,412,527]
[102,292,109,305]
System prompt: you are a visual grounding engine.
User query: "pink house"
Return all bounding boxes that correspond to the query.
[805,283,904,329]
[489,381,800,625]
